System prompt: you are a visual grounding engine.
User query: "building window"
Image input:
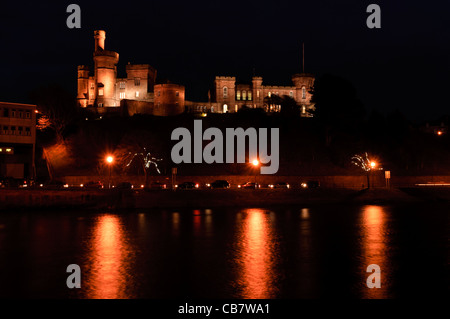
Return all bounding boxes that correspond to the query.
[11,109,16,117]
[98,88,104,96]
[302,87,306,99]
[223,86,228,98]
[18,126,23,135]
[120,92,126,99]
[90,83,95,90]
[134,78,140,86]
[98,103,103,107]
[176,91,179,97]
[120,82,126,89]
[26,111,31,119]
[236,91,241,100]
[302,106,306,114]
[248,92,252,100]
[25,127,31,136]
[0,147,14,154]
[2,126,8,135]
[11,126,16,134]
[157,91,160,97]
[223,104,228,113]
[242,91,247,101]
[268,92,271,98]
[3,108,8,117]
[135,91,140,98]
[257,90,260,98]
[289,91,294,98]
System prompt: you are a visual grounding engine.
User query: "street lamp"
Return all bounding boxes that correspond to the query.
[252,159,260,185]
[370,161,376,169]
[106,155,114,189]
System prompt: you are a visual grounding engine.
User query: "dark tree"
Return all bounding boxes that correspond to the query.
[29,85,78,141]
[310,74,366,146]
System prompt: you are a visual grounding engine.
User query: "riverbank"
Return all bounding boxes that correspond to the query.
[2,187,450,210]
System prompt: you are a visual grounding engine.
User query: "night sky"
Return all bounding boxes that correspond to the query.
[0,0,449,121]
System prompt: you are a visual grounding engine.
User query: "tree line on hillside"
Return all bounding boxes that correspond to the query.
[29,76,450,178]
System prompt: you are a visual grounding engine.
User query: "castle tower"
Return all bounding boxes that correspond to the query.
[94,30,106,51]
[292,73,315,116]
[154,83,185,116]
[125,64,157,100]
[77,65,90,108]
[93,30,119,107]
[251,76,263,108]
[214,76,236,113]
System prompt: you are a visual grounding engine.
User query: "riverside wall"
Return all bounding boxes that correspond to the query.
[62,174,450,189]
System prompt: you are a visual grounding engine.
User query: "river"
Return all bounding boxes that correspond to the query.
[0,204,448,298]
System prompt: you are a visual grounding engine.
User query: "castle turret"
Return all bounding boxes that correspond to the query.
[251,76,263,108]
[77,65,89,108]
[292,73,315,116]
[93,30,119,107]
[214,76,236,113]
[94,30,106,51]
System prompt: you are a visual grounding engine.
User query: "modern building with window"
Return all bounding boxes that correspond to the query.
[0,102,36,180]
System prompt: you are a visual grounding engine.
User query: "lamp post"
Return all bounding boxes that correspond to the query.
[369,161,377,188]
[252,159,260,186]
[106,155,114,189]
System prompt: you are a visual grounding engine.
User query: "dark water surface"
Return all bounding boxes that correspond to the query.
[0,204,448,299]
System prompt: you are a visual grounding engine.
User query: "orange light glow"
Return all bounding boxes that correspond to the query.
[106,155,114,164]
[236,209,278,298]
[85,215,133,299]
[359,205,391,298]
[437,131,443,136]
[370,161,376,169]
[252,159,259,166]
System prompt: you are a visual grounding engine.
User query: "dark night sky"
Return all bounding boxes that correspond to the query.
[0,0,449,121]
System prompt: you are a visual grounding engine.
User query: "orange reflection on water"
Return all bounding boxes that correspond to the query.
[360,205,391,298]
[236,209,278,299]
[85,215,132,299]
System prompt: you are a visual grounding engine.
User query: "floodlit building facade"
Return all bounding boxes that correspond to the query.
[0,102,36,180]
[77,30,314,117]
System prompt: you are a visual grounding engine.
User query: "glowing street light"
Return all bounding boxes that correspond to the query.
[106,155,114,189]
[370,161,376,169]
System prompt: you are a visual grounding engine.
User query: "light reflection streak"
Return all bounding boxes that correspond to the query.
[359,205,391,298]
[235,209,278,298]
[85,215,133,299]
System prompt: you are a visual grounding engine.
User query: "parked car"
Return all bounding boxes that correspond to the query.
[269,182,290,189]
[209,180,230,189]
[301,181,320,189]
[177,182,199,190]
[116,182,132,189]
[44,180,66,189]
[239,182,259,189]
[0,177,21,188]
[149,182,167,189]
[84,181,104,189]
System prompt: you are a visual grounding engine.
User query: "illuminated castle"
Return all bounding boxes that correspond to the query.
[207,73,315,115]
[77,30,315,116]
[77,30,185,116]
